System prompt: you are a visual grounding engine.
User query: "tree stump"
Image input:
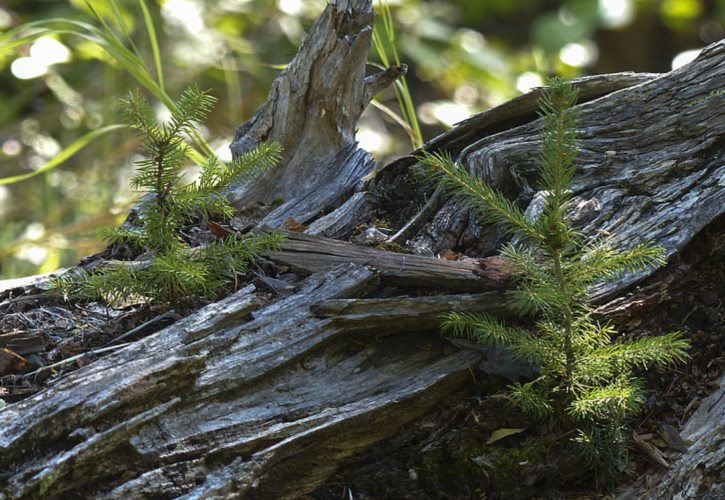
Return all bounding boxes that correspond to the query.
[0,1,723,497]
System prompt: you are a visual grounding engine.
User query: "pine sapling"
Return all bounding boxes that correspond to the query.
[417,77,689,485]
[53,86,283,305]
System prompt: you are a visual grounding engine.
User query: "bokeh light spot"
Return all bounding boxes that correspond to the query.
[278,0,303,16]
[559,42,599,67]
[598,0,634,29]
[11,57,48,79]
[0,7,13,29]
[662,0,703,20]
[162,0,204,33]
[10,37,70,80]
[30,37,71,65]
[2,139,22,157]
[357,128,390,154]
[671,49,701,70]
[516,72,544,94]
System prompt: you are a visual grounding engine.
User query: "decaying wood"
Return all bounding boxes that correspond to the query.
[312,291,511,334]
[227,0,398,231]
[265,230,512,292]
[1,0,723,496]
[387,44,724,271]
[626,375,725,499]
[0,265,480,498]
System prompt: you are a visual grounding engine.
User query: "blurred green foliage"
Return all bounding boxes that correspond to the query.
[0,0,722,279]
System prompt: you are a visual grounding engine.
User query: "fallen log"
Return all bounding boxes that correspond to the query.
[1,0,723,497]
[0,264,481,498]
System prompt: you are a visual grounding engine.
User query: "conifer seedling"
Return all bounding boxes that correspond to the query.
[53,86,283,305]
[417,78,689,485]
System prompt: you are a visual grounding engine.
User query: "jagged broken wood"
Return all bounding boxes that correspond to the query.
[0,265,481,498]
[1,0,723,497]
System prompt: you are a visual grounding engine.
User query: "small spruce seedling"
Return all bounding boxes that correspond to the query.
[54,86,283,305]
[418,78,689,485]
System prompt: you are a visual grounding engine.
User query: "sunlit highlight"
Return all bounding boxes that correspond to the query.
[278,0,303,16]
[671,49,701,70]
[161,0,204,33]
[559,42,598,67]
[357,128,390,153]
[419,102,470,127]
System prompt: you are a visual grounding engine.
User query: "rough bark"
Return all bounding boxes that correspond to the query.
[0,1,723,497]
[640,374,725,499]
[226,0,399,230]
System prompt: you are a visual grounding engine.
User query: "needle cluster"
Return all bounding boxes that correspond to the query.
[53,86,283,304]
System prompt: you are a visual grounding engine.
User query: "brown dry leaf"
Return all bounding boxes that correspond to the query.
[284,217,307,232]
[208,220,234,238]
[103,291,150,309]
[438,249,459,260]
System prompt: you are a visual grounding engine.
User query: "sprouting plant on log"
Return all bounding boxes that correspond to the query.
[53,86,283,304]
[417,78,689,485]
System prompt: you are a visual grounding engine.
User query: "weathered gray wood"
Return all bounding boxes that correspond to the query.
[1,3,723,498]
[0,270,64,294]
[619,375,725,499]
[306,191,378,238]
[382,71,661,173]
[227,0,400,230]
[0,265,480,498]
[402,43,724,270]
[265,230,510,292]
[312,291,512,334]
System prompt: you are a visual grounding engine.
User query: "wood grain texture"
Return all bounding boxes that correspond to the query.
[0,6,722,498]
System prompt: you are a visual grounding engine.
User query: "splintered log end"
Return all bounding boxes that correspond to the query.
[227,0,382,214]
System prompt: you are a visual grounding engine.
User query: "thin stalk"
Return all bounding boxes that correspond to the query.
[552,247,575,393]
[372,0,423,149]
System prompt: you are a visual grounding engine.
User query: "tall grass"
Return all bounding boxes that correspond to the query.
[0,0,229,279]
[372,0,423,149]
[0,0,216,187]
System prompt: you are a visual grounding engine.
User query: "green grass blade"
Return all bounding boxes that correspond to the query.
[137,0,165,89]
[372,1,423,148]
[0,124,125,185]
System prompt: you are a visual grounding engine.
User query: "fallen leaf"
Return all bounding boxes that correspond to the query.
[284,217,307,232]
[208,220,234,238]
[486,427,527,445]
[438,249,459,260]
[0,348,31,376]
